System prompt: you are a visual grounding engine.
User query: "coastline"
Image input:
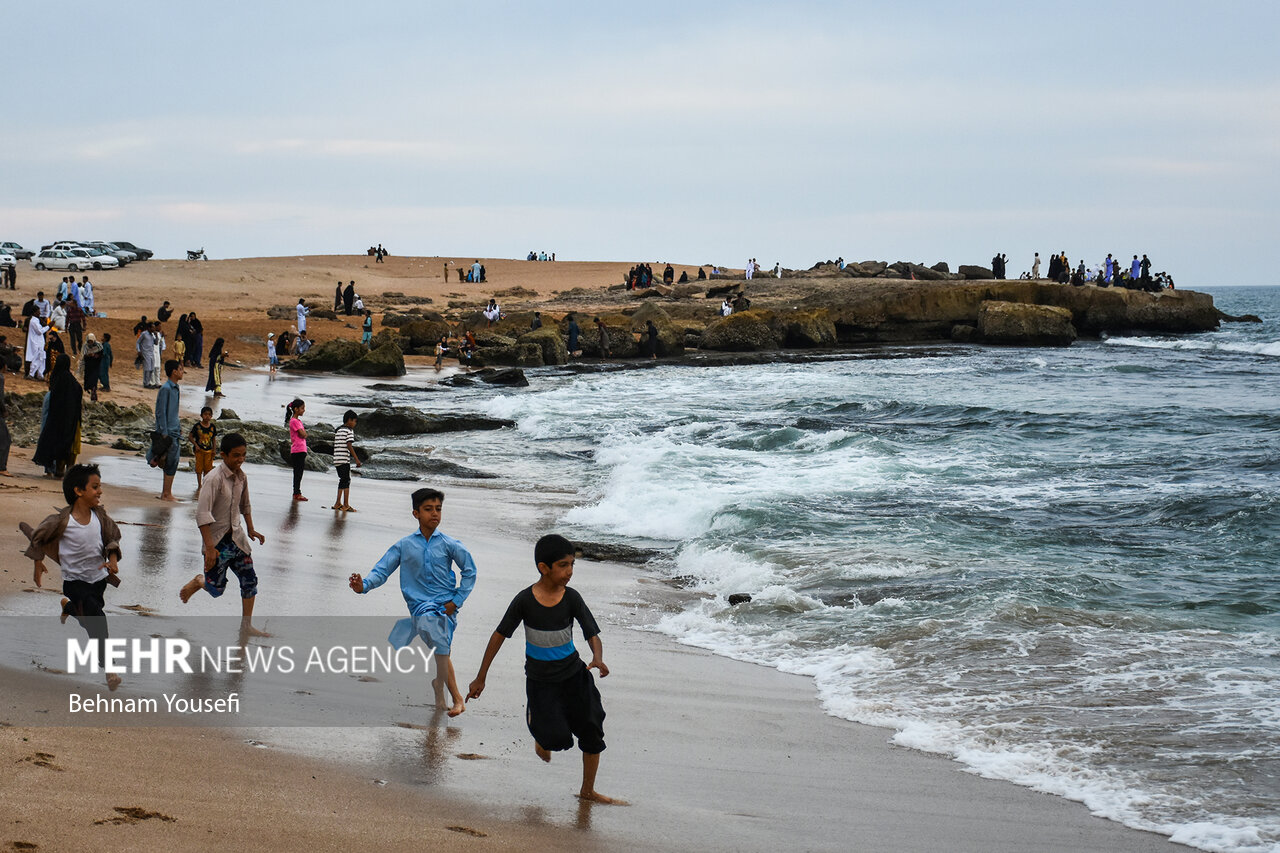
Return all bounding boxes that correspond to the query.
[0,433,1180,852]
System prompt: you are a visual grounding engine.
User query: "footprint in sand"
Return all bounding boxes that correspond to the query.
[17,752,63,771]
[455,753,489,760]
[11,841,40,851]
[446,826,488,837]
[92,807,176,826]
[120,604,155,613]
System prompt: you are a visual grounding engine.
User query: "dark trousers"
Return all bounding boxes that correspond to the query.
[0,418,10,471]
[63,578,109,667]
[291,451,307,495]
[69,323,83,354]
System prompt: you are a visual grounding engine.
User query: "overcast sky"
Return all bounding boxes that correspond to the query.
[3,1,1276,284]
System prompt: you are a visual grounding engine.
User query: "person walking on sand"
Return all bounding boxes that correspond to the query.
[99,333,113,392]
[205,338,226,396]
[24,463,125,691]
[80,333,103,402]
[467,534,623,805]
[189,405,217,492]
[32,355,81,478]
[348,487,477,717]
[286,398,309,501]
[25,311,48,379]
[149,360,183,502]
[180,432,270,637]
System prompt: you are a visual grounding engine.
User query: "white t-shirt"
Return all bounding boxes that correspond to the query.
[60,512,107,583]
[333,426,353,465]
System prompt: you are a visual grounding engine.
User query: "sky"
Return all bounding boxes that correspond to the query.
[3,0,1277,285]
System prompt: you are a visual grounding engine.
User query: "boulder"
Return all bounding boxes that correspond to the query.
[309,308,338,321]
[699,309,780,352]
[958,265,995,280]
[771,309,837,348]
[284,338,369,371]
[358,407,515,437]
[627,304,686,355]
[517,326,569,366]
[842,262,870,277]
[930,262,950,274]
[400,319,451,351]
[977,301,1077,346]
[473,343,544,367]
[950,324,976,342]
[859,261,888,276]
[908,263,949,281]
[218,408,240,420]
[478,368,530,387]
[672,284,703,299]
[579,322,640,358]
[342,341,406,376]
[266,304,294,320]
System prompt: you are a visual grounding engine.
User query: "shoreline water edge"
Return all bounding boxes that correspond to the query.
[1,265,1276,852]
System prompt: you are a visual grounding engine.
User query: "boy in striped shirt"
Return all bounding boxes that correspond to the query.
[331,409,362,511]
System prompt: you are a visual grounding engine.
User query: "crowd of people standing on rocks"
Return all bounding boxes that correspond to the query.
[1015,251,1170,290]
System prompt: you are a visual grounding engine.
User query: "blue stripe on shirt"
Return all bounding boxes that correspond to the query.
[525,641,577,661]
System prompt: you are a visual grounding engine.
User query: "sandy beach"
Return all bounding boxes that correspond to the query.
[0,257,1186,852]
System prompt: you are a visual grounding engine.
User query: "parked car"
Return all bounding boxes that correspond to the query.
[0,242,32,259]
[32,249,87,271]
[85,241,136,263]
[110,240,153,260]
[68,247,119,270]
[0,252,16,268]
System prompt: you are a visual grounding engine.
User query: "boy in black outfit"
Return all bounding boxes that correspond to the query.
[467,534,623,804]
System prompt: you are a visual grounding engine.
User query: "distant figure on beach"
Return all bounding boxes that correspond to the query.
[434,336,447,371]
[0,371,10,476]
[189,405,217,492]
[25,312,48,379]
[645,320,659,360]
[471,260,483,283]
[484,299,501,326]
[467,533,623,805]
[837,256,845,271]
[188,312,204,368]
[344,281,356,316]
[745,258,754,280]
[286,398,309,501]
[1140,254,1152,284]
[774,262,782,278]
[267,333,278,372]
[1032,253,1040,279]
[33,355,81,478]
[595,317,610,358]
[80,333,103,402]
[98,333,113,392]
[136,324,157,388]
[334,282,343,312]
[1131,255,1141,280]
[697,267,707,280]
[296,299,309,335]
[531,312,542,331]
[375,244,386,263]
[663,264,674,285]
[180,432,270,637]
[331,409,362,512]
[721,298,733,317]
[1104,254,1115,285]
[349,487,478,717]
[566,313,580,357]
[156,301,173,323]
[678,270,689,284]
[362,311,373,347]
[205,338,227,397]
[24,463,124,690]
[149,360,183,502]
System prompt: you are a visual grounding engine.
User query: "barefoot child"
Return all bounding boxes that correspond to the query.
[348,487,476,717]
[331,409,362,511]
[23,463,124,690]
[180,432,270,637]
[467,534,622,804]
[188,405,217,491]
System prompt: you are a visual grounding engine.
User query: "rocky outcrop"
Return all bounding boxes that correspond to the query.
[699,310,779,352]
[977,301,1077,346]
[798,279,1219,344]
[358,406,514,437]
[517,327,569,366]
[342,341,406,376]
[284,338,369,371]
[472,342,545,367]
[958,265,995,280]
[627,303,686,356]
[770,309,837,348]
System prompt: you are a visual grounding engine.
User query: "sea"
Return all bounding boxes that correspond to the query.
[292,285,1279,852]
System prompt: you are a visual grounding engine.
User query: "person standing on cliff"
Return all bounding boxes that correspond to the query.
[1032,253,1041,279]
[1140,254,1152,284]
[296,299,310,337]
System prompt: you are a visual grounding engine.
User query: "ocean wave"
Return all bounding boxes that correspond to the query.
[1105,336,1280,359]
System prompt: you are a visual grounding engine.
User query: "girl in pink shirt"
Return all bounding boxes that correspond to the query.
[286,398,308,501]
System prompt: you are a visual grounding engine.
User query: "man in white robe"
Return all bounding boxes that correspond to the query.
[25,316,48,378]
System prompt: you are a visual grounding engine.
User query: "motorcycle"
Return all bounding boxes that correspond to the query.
[186,248,208,261]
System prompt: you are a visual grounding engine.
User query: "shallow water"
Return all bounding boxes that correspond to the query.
[206,286,1280,852]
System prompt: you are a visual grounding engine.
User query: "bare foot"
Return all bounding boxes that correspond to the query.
[106,673,122,691]
[577,791,628,805]
[447,701,465,718]
[535,743,552,763]
[241,624,272,638]
[343,505,357,512]
[179,574,205,603]
[59,598,70,624]
[158,494,181,502]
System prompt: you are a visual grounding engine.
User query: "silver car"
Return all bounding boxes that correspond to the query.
[32,249,86,271]
[68,247,120,270]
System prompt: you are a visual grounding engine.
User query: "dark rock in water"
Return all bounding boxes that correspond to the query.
[360,449,497,480]
[275,441,331,472]
[324,396,392,409]
[700,310,780,352]
[977,301,1077,346]
[218,408,240,420]
[950,324,977,342]
[358,406,514,437]
[959,265,995,280]
[727,593,753,606]
[573,541,664,564]
[473,342,544,367]
[477,368,529,387]
[440,375,476,387]
[342,341,406,377]
[368,383,444,393]
[1217,310,1263,323]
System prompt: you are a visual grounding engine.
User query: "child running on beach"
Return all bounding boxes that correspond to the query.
[180,432,270,637]
[467,534,623,804]
[348,487,476,716]
[23,463,124,690]
[331,409,362,511]
[188,405,217,492]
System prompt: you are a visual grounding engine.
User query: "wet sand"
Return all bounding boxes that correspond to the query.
[0,362,1185,852]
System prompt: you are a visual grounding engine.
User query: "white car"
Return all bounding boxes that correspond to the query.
[68,247,119,270]
[32,249,88,271]
[0,251,15,267]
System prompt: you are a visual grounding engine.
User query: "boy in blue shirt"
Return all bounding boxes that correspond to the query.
[348,488,476,716]
[467,534,622,804]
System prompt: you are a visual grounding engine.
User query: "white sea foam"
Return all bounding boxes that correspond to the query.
[1104,336,1280,358]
